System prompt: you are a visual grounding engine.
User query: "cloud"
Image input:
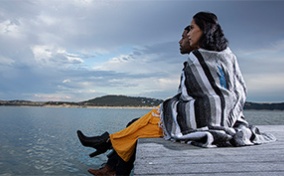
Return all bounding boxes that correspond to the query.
[233,38,284,102]
[31,45,84,68]
[0,0,284,102]
[0,56,15,66]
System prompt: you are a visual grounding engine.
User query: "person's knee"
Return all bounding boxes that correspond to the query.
[126,117,139,127]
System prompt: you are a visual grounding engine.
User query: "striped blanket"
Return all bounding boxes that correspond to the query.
[160,48,276,147]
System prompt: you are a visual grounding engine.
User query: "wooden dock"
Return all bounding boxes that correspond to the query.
[134,125,284,176]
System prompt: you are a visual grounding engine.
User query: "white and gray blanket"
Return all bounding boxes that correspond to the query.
[160,48,276,147]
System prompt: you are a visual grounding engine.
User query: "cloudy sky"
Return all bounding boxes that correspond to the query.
[0,0,283,103]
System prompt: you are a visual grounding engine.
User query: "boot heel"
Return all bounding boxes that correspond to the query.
[89,150,104,157]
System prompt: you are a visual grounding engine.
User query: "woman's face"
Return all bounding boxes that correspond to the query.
[187,19,203,48]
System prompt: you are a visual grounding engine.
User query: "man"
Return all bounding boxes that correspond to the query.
[84,25,195,176]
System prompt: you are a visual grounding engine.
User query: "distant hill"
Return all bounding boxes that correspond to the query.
[0,95,163,107]
[244,102,284,110]
[80,95,284,110]
[1,95,284,110]
[81,95,163,107]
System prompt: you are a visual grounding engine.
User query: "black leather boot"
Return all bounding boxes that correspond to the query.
[77,130,112,157]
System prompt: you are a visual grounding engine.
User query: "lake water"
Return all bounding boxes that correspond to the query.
[0,106,283,175]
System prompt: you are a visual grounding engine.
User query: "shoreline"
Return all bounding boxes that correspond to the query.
[43,105,155,109]
[1,104,284,111]
[0,104,155,109]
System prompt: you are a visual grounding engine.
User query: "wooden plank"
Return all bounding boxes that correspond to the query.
[134,125,284,176]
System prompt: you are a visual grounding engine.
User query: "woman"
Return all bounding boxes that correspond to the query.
[77,12,275,175]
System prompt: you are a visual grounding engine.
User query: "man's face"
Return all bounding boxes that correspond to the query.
[179,30,194,54]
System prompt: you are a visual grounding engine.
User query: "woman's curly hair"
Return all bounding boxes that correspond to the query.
[193,12,228,51]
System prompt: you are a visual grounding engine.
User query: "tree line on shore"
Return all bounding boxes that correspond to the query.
[1,95,284,110]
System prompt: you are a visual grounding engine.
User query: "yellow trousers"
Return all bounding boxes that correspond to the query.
[109,107,163,162]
